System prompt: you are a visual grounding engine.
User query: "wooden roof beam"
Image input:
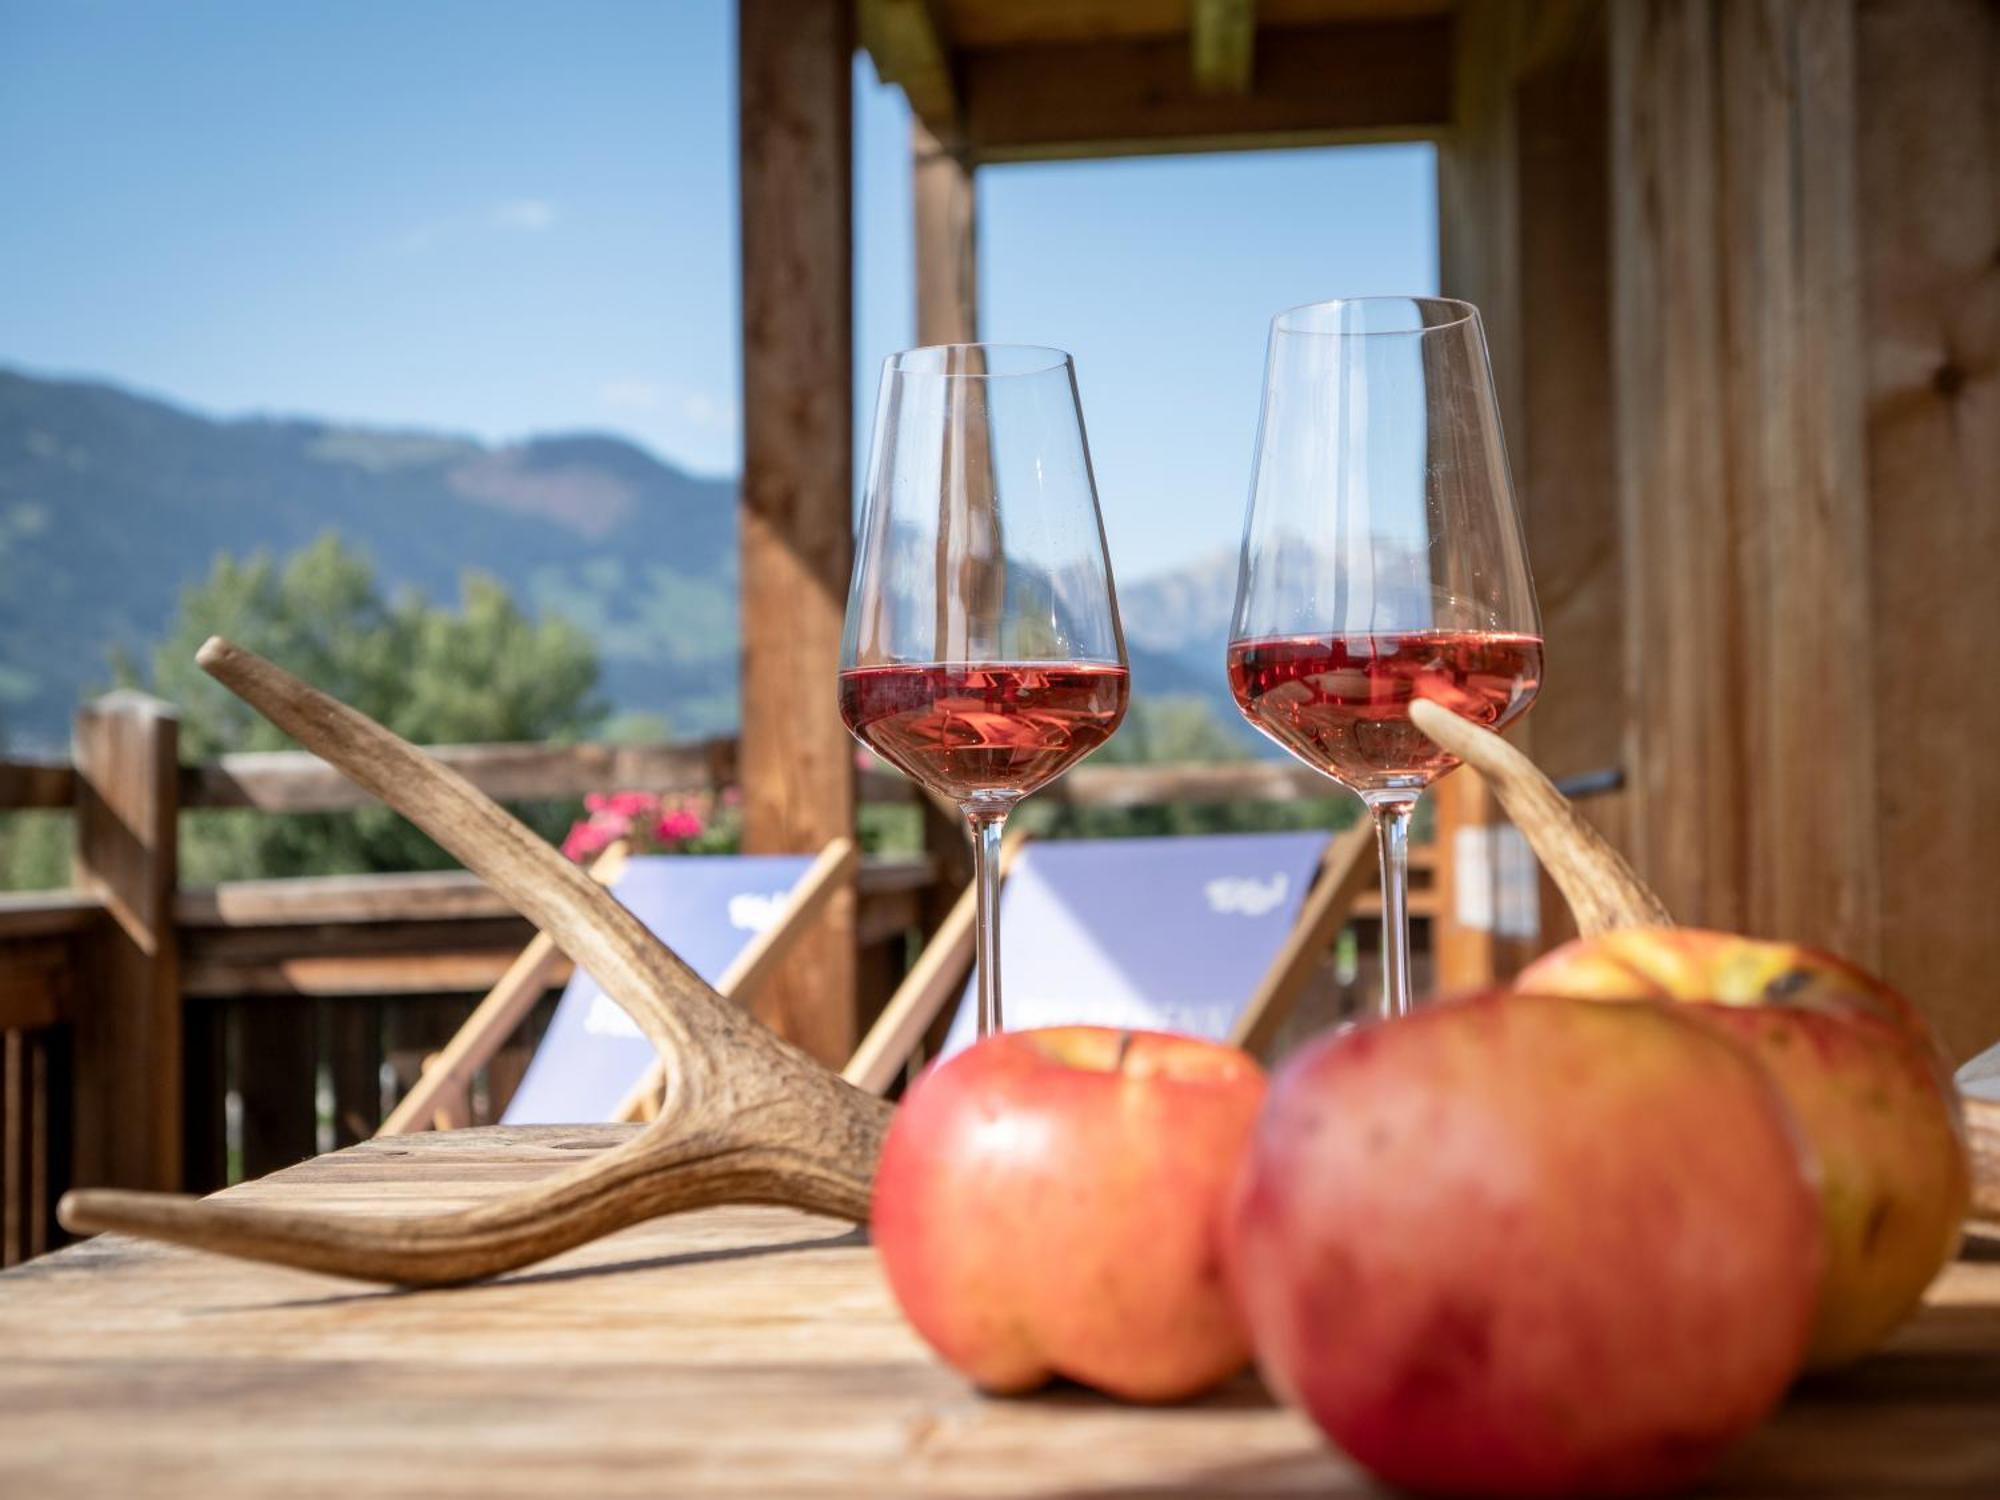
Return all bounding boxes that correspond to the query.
[961,16,1452,163]
[859,0,958,130]
[1192,0,1257,95]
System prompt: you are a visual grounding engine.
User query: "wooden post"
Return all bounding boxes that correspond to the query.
[1610,0,1880,958]
[738,0,858,1066]
[914,119,977,348]
[1435,0,1615,981]
[71,692,181,1191]
[911,116,980,937]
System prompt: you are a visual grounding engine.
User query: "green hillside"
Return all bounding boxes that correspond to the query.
[0,368,739,750]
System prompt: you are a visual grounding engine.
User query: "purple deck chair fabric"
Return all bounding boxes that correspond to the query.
[1961,1040,2000,1105]
[502,853,816,1124]
[937,831,1332,1058]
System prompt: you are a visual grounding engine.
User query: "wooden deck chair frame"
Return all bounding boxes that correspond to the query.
[379,837,859,1136]
[840,820,1375,1095]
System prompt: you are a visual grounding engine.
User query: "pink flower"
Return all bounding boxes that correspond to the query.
[587,790,657,820]
[720,785,743,809]
[562,819,616,861]
[853,748,877,772]
[654,807,705,844]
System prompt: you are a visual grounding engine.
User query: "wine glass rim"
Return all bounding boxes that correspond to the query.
[1272,296,1479,338]
[885,343,1073,378]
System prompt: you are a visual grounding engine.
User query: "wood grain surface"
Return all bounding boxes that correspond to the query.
[4,1126,1997,1498]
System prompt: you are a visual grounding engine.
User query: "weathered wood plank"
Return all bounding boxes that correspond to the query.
[182,738,735,813]
[0,940,71,1033]
[0,1128,1993,1497]
[1856,0,2000,1065]
[184,951,544,1001]
[860,0,957,127]
[739,0,858,1067]
[70,693,181,1192]
[0,893,101,942]
[0,759,74,811]
[180,858,930,929]
[1611,0,1881,962]
[962,18,1452,162]
[936,0,1450,51]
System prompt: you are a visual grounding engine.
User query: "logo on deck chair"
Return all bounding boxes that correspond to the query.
[1204,873,1290,918]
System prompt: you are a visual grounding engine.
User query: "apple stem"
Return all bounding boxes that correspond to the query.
[1114,1030,1135,1073]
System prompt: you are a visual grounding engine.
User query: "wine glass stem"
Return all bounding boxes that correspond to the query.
[966,805,1008,1037]
[1370,797,1417,1019]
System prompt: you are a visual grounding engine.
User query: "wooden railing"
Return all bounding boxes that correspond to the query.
[0,693,1439,1264]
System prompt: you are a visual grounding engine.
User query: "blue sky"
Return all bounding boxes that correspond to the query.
[0,0,1435,579]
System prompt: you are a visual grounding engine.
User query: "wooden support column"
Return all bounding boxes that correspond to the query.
[71,692,181,1191]
[911,116,979,936]
[1436,1,1615,980]
[738,0,857,1066]
[914,120,977,348]
[1610,0,1880,960]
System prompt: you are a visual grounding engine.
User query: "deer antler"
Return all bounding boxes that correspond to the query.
[57,638,892,1286]
[1406,699,1671,935]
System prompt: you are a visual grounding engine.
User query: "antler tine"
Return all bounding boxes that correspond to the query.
[194,637,729,1084]
[58,639,892,1285]
[1406,699,1672,936]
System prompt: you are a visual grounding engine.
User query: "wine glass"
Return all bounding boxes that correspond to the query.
[1227,297,1541,1020]
[840,344,1129,1038]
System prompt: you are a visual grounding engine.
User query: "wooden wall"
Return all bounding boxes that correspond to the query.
[1457,0,1998,1059]
[1440,0,1620,966]
[1854,0,2000,1063]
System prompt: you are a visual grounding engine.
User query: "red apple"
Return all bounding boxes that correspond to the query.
[1519,929,1970,1367]
[1227,994,1822,1498]
[871,1025,1265,1401]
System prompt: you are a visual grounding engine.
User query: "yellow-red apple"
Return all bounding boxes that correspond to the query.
[1518,930,1969,1367]
[871,1026,1265,1401]
[1227,994,1822,1498]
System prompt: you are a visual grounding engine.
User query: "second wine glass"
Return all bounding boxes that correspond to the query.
[1228,297,1542,1020]
[840,344,1128,1038]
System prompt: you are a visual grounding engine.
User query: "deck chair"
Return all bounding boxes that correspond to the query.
[842,822,1375,1094]
[1960,1039,2000,1104]
[378,838,857,1134]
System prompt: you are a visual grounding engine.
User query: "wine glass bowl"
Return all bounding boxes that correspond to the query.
[841,343,1128,1035]
[1226,628,1543,796]
[1229,297,1541,1018]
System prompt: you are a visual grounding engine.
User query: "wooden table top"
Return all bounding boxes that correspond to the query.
[1,1126,1996,1498]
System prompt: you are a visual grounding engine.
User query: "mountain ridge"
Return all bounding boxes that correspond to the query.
[0,367,1243,754]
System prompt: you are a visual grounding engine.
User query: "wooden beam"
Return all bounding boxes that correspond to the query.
[0,760,74,811]
[962,18,1452,162]
[1191,0,1256,94]
[1611,2,1879,955]
[0,893,101,942]
[70,692,181,1192]
[859,0,957,127]
[911,113,979,941]
[0,939,70,1032]
[1856,0,2000,1064]
[182,738,735,813]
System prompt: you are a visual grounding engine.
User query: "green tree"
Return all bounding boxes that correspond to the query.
[126,535,605,881]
